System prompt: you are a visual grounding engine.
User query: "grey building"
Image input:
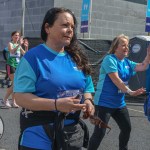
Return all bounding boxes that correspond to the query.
[0,0,148,50]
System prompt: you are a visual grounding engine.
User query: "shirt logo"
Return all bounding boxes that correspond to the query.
[125,66,129,69]
[73,66,79,71]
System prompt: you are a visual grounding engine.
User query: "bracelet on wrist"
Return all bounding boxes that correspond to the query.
[126,89,132,95]
[54,99,58,111]
[84,98,94,105]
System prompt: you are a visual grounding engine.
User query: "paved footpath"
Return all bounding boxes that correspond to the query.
[0,73,150,149]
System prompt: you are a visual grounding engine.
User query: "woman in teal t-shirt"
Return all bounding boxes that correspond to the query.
[88,34,150,150]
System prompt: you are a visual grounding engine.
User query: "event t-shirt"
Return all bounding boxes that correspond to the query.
[13,44,94,149]
[94,54,137,108]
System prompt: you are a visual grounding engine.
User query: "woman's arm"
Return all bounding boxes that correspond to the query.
[23,39,29,52]
[15,93,55,111]
[20,47,26,55]
[15,93,86,113]
[135,45,150,71]
[8,42,20,54]
[109,72,145,96]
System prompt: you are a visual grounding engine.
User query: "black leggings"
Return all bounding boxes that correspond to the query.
[88,105,131,150]
[20,145,40,150]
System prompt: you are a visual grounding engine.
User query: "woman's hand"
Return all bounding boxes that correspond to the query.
[134,45,150,72]
[82,100,95,119]
[23,39,29,48]
[147,44,150,58]
[129,87,146,96]
[19,36,24,45]
[56,97,86,113]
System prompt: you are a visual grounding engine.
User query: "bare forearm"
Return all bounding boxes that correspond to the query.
[20,47,26,55]
[9,45,20,54]
[14,93,55,111]
[135,55,150,71]
[15,93,87,113]
[109,72,145,96]
[111,77,130,93]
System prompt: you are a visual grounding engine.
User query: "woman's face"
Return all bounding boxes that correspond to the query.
[115,38,129,59]
[46,12,74,49]
[12,32,20,43]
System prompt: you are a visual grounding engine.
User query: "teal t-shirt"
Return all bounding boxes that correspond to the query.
[94,54,137,108]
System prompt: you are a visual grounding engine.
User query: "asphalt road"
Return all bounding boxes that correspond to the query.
[0,87,150,150]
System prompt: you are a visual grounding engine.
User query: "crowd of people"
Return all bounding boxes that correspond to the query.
[0,7,150,150]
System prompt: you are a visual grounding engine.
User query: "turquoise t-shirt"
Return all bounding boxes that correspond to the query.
[94,54,137,108]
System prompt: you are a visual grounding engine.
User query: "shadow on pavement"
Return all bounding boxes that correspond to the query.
[129,116,145,118]
[126,95,146,104]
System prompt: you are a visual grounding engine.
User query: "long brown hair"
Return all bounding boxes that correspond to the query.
[41,7,91,75]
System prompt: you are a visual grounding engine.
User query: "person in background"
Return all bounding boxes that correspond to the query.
[22,37,29,52]
[88,34,150,150]
[1,47,10,88]
[0,31,27,108]
[14,7,95,150]
[2,47,9,61]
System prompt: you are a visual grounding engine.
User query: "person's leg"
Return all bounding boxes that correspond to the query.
[88,106,112,150]
[2,65,15,107]
[112,106,131,150]
[3,73,14,107]
[3,86,13,102]
[5,64,8,80]
[6,66,19,107]
[1,66,12,107]
[10,81,19,108]
[1,64,8,88]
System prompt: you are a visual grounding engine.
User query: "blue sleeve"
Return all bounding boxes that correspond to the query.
[5,47,8,51]
[14,57,37,92]
[102,55,118,74]
[84,75,95,93]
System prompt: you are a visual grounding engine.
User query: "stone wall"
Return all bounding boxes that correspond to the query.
[0,0,54,50]
[55,0,147,39]
[0,0,147,50]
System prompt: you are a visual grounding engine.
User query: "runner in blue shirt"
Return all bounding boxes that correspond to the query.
[88,34,150,150]
[14,7,95,150]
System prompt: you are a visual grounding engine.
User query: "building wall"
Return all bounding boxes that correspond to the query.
[0,0,54,50]
[0,0,148,50]
[55,0,147,40]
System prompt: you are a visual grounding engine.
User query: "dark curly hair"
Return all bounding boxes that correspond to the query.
[41,7,91,75]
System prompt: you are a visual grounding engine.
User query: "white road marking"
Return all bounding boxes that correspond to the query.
[128,108,144,113]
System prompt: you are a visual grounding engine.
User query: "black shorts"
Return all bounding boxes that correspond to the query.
[6,64,16,76]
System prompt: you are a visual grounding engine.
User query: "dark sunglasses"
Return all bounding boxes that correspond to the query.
[83,113,111,134]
